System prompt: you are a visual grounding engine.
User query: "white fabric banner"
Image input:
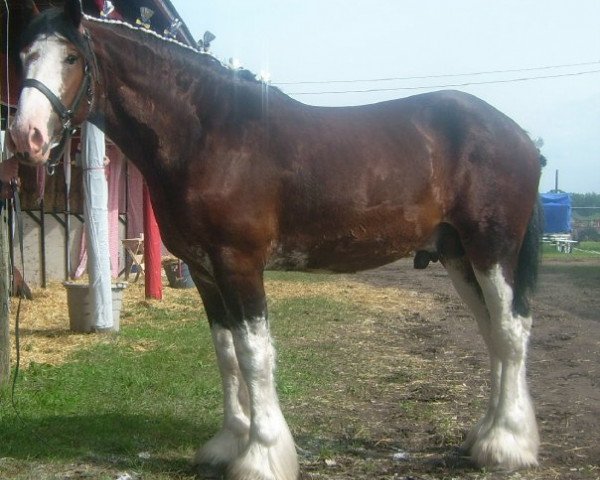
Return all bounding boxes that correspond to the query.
[81,121,113,330]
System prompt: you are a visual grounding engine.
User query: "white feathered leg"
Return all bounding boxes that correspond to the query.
[469,265,539,470]
[444,258,501,452]
[227,317,299,480]
[194,324,251,469]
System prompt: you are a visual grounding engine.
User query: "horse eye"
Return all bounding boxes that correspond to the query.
[65,54,79,65]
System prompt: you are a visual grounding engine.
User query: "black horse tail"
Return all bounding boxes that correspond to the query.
[513,200,543,317]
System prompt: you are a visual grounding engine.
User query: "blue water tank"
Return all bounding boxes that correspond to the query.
[540,192,571,233]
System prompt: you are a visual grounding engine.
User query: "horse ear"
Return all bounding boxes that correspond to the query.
[64,0,83,31]
[25,0,40,17]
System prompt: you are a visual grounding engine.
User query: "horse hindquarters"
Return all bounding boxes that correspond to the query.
[190,260,299,480]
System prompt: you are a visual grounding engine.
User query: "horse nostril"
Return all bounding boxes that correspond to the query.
[28,127,45,153]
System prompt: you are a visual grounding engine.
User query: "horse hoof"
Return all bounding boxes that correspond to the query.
[226,440,300,480]
[461,415,493,453]
[193,427,249,471]
[469,425,539,471]
[413,250,431,269]
[194,461,227,479]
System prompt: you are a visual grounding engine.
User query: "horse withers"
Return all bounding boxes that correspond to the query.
[8,1,542,478]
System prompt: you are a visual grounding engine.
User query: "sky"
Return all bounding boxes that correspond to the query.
[170,0,600,193]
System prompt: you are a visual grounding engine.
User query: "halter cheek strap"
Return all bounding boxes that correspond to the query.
[22,78,75,130]
[21,63,92,175]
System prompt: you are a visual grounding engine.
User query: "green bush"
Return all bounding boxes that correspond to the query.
[576,227,600,242]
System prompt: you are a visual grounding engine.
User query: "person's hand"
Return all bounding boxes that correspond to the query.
[0,157,20,199]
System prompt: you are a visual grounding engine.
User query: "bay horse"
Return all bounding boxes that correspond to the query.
[8,1,542,478]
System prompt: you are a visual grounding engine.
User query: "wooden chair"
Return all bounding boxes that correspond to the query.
[121,235,145,281]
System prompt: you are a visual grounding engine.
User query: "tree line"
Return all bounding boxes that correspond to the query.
[570,192,600,209]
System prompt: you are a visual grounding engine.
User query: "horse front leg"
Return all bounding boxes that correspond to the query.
[190,271,251,472]
[212,254,299,480]
[197,326,252,469]
[228,315,298,480]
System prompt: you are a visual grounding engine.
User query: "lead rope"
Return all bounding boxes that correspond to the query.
[0,0,23,420]
[3,0,38,432]
[4,182,45,442]
[9,180,26,424]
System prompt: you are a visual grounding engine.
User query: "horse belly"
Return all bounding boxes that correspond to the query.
[267,236,416,273]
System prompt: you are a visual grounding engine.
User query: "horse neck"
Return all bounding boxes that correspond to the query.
[85,19,263,178]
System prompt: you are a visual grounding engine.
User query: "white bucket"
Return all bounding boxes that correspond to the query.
[64,282,127,332]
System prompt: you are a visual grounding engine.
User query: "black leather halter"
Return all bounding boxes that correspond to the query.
[21,44,94,175]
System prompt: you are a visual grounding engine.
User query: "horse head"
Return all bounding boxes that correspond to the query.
[9,0,95,168]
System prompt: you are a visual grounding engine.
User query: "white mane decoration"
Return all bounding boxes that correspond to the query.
[82,13,271,84]
[83,13,203,55]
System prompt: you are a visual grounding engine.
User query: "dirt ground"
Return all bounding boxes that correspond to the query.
[307,257,599,480]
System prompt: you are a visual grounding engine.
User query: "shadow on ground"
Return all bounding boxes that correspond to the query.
[0,411,215,477]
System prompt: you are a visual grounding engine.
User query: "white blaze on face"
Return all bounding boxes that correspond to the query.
[11,35,71,157]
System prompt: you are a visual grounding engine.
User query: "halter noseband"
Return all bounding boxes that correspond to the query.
[21,31,96,175]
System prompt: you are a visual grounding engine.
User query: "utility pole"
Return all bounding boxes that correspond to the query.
[143,183,162,300]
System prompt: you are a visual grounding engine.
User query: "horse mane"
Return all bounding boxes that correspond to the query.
[83,14,274,91]
[21,7,276,94]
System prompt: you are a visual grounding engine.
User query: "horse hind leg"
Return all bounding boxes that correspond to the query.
[442,257,501,453]
[445,256,538,469]
[468,263,539,470]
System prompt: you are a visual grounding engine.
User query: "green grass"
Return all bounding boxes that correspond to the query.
[0,275,363,479]
[0,297,220,478]
[542,240,600,260]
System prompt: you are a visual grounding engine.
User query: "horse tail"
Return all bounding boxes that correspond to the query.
[513,200,543,317]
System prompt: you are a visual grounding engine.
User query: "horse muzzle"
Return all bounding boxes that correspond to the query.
[8,122,54,166]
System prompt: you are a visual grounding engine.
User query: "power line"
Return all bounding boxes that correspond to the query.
[275,60,600,86]
[286,69,600,96]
